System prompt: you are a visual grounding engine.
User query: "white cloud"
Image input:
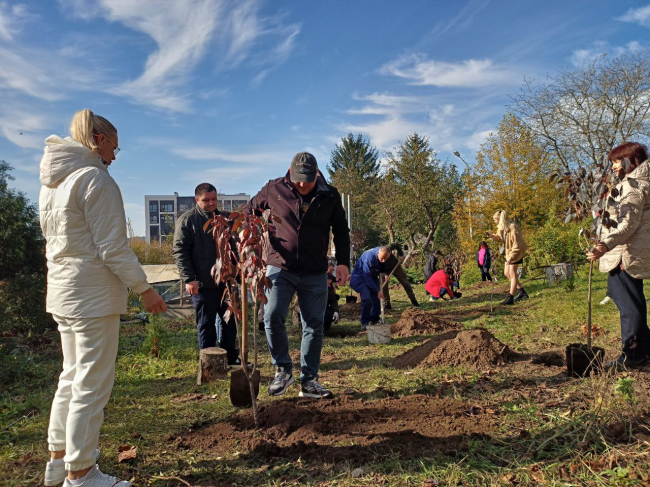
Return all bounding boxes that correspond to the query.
[618,4,650,27]
[0,2,36,41]
[171,145,288,164]
[0,47,66,100]
[58,0,301,112]
[381,54,513,88]
[0,106,49,149]
[570,41,645,67]
[466,129,493,152]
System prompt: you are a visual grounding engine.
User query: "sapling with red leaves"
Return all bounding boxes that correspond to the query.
[550,155,627,348]
[205,209,280,423]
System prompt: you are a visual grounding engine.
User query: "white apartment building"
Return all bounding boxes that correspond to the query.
[145,192,250,243]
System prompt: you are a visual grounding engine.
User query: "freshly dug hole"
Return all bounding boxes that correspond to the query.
[391,308,462,337]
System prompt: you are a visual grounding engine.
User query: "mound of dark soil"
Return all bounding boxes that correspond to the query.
[391,308,462,337]
[173,395,499,464]
[338,302,361,319]
[394,328,511,370]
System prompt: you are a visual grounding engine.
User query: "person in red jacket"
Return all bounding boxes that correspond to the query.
[425,266,462,302]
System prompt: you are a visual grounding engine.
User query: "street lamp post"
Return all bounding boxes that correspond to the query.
[453,151,473,239]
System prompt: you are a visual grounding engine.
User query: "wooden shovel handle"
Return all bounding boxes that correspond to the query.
[241,269,248,365]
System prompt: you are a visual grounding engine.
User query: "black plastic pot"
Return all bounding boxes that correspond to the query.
[345,295,358,303]
[566,343,605,377]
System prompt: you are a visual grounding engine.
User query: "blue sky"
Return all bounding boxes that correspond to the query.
[2,0,650,236]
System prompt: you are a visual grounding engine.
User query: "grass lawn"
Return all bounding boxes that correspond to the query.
[2,265,650,486]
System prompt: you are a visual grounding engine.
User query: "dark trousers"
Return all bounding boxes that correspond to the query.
[381,266,418,306]
[192,285,239,362]
[480,269,492,281]
[608,267,650,360]
[361,293,380,325]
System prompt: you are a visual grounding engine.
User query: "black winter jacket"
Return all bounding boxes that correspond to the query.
[423,254,438,281]
[172,206,230,289]
[248,172,350,274]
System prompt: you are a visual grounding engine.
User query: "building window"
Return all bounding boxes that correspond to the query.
[149,201,158,213]
[160,200,174,213]
[150,225,159,238]
[160,214,173,235]
[149,214,158,224]
[177,197,195,214]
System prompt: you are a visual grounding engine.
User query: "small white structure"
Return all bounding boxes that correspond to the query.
[141,264,182,303]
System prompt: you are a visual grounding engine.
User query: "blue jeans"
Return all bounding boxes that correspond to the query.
[350,275,380,325]
[430,288,448,300]
[264,265,328,383]
[608,267,650,360]
[192,285,239,362]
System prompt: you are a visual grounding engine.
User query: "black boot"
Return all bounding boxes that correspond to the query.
[501,294,514,305]
[384,302,392,310]
[514,288,529,302]
[410,298,420,307]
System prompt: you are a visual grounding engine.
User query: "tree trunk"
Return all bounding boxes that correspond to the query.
[196,347,228,385]
[587,261,593,348]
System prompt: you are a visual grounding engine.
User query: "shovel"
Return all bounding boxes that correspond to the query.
[230,275,260,408]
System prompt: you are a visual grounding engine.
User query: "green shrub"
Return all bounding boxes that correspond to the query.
[141,314,170,357]
[529,217,584,266]
[0,272,55,336]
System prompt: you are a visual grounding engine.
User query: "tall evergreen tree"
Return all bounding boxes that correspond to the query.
[381,134,462,256]
[327,133,381,250]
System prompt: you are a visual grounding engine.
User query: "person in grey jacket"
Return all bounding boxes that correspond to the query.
[172,183,240,364]
[588,142,650,370]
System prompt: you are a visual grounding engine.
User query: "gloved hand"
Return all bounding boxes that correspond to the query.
[453,292,463,299]
[333,312,340,323]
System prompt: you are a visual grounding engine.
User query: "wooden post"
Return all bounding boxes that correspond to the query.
[196,347,228,385]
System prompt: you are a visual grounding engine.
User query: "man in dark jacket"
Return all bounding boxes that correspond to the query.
[380,243,419,309]
[423,250,443,295]
[248,152,350,399]
[172,183,240,364]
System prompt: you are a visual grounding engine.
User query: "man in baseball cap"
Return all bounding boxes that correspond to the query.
[246,151,350,399]
[290,152,318,183]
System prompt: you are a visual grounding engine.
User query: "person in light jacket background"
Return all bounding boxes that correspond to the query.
[588,142,650,370]
[40,109,166,487]
[489,210,527,305]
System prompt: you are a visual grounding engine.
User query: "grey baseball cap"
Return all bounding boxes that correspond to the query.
[290,152,318,183]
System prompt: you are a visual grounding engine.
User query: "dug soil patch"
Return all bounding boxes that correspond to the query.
[395,328,511,370]
[173,395,499,463]
[391,308,462,337]
[338,302,361,320]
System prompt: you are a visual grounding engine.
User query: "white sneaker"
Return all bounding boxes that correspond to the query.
[62,465,131,487]
[45,450,101,486]
[600,296,612,305]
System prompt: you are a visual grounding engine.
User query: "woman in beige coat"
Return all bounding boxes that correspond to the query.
[587,142,650,370]
[489,210,527,305]
[40,110,166,487]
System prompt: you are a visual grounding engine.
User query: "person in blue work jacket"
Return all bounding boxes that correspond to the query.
[350,246,391,330]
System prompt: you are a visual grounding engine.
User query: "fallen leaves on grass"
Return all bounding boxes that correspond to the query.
[580,323,604,337]
[117,445,137,463]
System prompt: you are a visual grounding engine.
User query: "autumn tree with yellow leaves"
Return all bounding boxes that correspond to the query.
[455,114,562,253]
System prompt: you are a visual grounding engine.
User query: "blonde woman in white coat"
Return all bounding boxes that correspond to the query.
[40,109,166,487]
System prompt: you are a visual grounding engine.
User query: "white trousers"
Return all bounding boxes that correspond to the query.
[47,314,120,471]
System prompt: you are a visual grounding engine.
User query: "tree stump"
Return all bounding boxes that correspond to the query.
[546,263,574,284]
[196,347,228,385]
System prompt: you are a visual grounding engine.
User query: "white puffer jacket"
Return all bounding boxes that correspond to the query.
[39,135,150,318]
[599,160,650,279]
